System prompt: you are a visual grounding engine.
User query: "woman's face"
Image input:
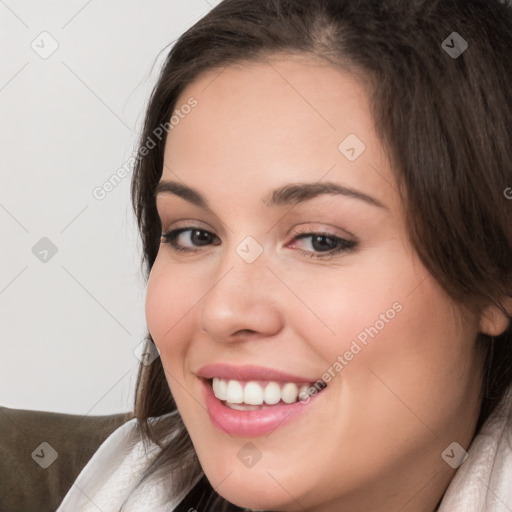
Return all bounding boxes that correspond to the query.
[146,56,484,511]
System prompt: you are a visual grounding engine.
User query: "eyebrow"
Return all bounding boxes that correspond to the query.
[154,180,387,210]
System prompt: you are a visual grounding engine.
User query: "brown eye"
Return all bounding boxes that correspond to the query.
[161,228,220,252]
[289,231,357,259]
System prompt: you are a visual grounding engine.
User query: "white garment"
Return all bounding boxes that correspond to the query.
[57,386,512,512]
[437,383,512,512]
[55,412,200,512]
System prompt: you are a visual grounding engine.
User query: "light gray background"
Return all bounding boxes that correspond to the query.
[0,0,221,415]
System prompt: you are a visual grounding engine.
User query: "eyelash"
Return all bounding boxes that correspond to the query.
[160,226,357,259]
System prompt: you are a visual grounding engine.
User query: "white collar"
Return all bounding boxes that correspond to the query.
[438,383,512,511]
[56,411,199,511]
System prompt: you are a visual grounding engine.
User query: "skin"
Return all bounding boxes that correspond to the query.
[145,54,510,512]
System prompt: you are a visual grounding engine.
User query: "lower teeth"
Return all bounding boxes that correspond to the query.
[224,402,267,411]
[223,399,304,410]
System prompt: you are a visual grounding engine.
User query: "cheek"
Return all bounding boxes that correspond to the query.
[334,265,478,437]
[145,262,201,408]
[145,264,169,345]
[145,260,192,358]
[284,247,414,367]
[294,245,474,398]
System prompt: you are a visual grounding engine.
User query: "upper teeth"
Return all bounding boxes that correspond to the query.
[212,377,319,405]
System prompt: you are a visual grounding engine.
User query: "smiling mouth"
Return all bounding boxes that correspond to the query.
[208,377,327,410]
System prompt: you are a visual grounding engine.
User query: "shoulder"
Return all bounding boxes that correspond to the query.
[56,413,176,512]
[438,384,512,511]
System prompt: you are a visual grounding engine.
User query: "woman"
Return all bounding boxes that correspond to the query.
[57,0,512,510]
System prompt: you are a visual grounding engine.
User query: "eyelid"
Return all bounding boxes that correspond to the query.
[156,199,228,230]
[161,220,353,243]
[160,223,358,260]
[289,222,356,241]
[160,217,215,233]
[287,227,357,253]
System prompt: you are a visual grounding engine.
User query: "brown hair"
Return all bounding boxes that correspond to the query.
[125,0,512,509]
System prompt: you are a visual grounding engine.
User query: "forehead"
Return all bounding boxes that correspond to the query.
[167,54,372,152]
[161,55,398,213]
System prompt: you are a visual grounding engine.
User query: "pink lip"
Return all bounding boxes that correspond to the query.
[196,363,321,383]
[199,376,327,437]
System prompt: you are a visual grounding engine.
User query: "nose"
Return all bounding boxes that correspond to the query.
[197,244,284,343]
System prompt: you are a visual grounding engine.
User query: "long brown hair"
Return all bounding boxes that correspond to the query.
[125,0,512,509]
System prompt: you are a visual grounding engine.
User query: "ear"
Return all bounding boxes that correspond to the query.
[479,297,512,336]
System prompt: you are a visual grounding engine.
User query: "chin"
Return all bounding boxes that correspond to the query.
[214,484,292,511]
[198,456,311,512]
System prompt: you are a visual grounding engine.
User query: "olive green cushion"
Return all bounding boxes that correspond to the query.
[0,406,131,512]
